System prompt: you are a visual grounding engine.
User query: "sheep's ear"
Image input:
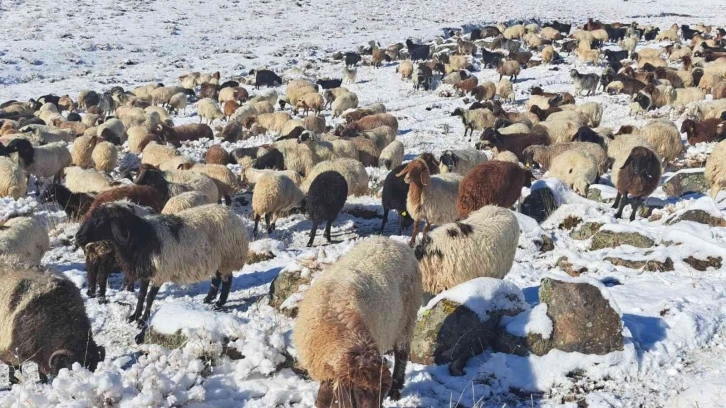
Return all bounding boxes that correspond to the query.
[420,169,431,186]
[620,155,633,170]
[111,221,131,246]
[395,167,409,178]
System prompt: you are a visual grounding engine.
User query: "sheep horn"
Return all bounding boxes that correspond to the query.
[49,349,73,371]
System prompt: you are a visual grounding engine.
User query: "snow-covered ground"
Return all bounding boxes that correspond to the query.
[2,0,726,406]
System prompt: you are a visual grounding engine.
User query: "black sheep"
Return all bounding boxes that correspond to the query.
[40,184,95,220]
[219,80,240,89]
[305,171,348,247]
[482,48,504,68]
[380,164,414,235]
[406,39,430,61]
[603,49,628,64]
[544,21,571,35]
[253,148,285,171]
[571,126,608,147]
[38,94,61,108]
[316,78,342,89]
[344,52,362,67]
[82,91,100,109]
[251,69,282,89]
[613,146,661,221]
[470,28,482,41]
[643,27,660,41]
[605,27,626,42]
[67,112,82,122]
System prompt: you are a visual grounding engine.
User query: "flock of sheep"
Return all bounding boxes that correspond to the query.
[1,15,726,407]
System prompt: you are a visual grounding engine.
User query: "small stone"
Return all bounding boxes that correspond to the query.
[570,222,604,240]
[604,257,674,272]
[683,256,722,271]
[556,257,588,277]
[590,229,655,250]
[667,209,726,227]
[662,169,709,198]
[268,270,312,317]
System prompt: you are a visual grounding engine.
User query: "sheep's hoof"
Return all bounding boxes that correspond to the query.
[127,313,139,323]
[134,331,146,345]
[97,296,108,305]
[213,303,225,311]
[388,389,401,401]
[86,290,96,298]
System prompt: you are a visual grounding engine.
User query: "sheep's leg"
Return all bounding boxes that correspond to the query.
[422,221,431,239]
[324,221,332,243]
[266,213,275,234]
[215,274,233,309]
[612,192,622,209]
[128,280,148,323]
[629,197,643,222]
[224,195,231,206]
[614,194,629,219]
[307,221,319,247]
[204,271,223,303]
[408,220,420,248]
[138,285,160,328]
[253,214,261,237]
[379,209,389,234]
[316,381,335,408]
[8,365,21,385]
[97,267,109,304]
[39,372,49,384]
[87,265,98,298]
[389,346,409,400]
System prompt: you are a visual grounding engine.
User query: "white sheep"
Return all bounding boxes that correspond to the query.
[575,102,603,127]
[331,92,359,118]
[706,138,726,197]
[416,205,519,295]
[362,125,396,152]
[161,191,211,214]
[249,89,278,107]
[439,149,488,175]
[396,158,463,246]
[293,236,421,404]
[151,86,187,106]
[141,142,180,167]
[243,167,303,187]
[64,166,113,193]
[378,140,404,170]
[548,149,597,196]
[636,119,683,165]
[452,108,496,138]
[493,150,520,163]
[535,120,580,143]
[503,24,526,39]
[546,110,587,126]
[180,163,239,205]
[294,93,325,116]
[252,173,304,235]
[255,112,292,133]
[7,140,72,184]
[159,156,194,172]
[497,78,515,101]
[0,158,27,199]
[91,141,118,173]
[197,98,224,124]
[76,203,249,325]
[169,93,188,114]
[0,217,49,266]
[274,139,318,176]
[71,135,99,168]
[161,169,220,204]
[619,37,638,54]
[303,158,369,196]
[97,118,125,141]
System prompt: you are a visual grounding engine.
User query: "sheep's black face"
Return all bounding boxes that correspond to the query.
[5,138,34,164]
[76,204,134,247]
[569,69,578,79]
[450,108,463,117]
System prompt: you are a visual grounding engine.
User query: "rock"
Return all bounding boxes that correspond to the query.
[521,187,559,223]
[332,51,343,60]
[604,257,674,272]
[590,229,655,250]
[558,215,582,230]
[410,279,526,375]
[667,209,726,227]
[498,278,624,356]
[268,269,312,317]
[556,256,588,277]
[662,169,709,198]
[537,235,555,252]
[683,256,722,271]
[247,250,275,264]
[586,185,615,203]
[570,222,604,240]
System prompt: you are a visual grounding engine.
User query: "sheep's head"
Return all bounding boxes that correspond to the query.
[76,202,141,248]
[521,146,539,168]
[417,152,440,175]
[529,105,546,121]
[396,158,430,186]
[478,127,500,148]
[439,151,458,173]
[716,122,726,141]
[296,130,314,144]
[547,94,563,107]
[450,108,464,117]
[5,138,35,164]
[569,69,579,79]
[680,119,695,135]
[330,343,392,408]
[47,340,104,378]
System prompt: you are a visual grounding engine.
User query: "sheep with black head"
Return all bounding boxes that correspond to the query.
[613,146,661,221]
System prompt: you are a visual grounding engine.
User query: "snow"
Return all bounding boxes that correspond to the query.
[2,0,726,406]
[502,303,554,340]
[422,278,526,322]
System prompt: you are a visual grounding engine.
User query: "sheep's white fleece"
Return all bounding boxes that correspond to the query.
[0,217,49,266]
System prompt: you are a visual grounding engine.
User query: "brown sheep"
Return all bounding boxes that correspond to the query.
[456,161,533,218]
[470,82,496,101]
[338,113,398,136]
[221,120,244,142]
[477,128,550,161]
[509,51,533,65]
[681,118,723,145]
[223,100,239,119]
[713,81,726,99]
[85,185,165,218]
[87,105,102,115]
[58,95,76,112]
[342,108,375,123]
[304,115,326,134]
[155,123,214,147]
[454,77,479,95]
[199,83,219,99]
[84,240,133,303]
[613,146,661,221]
[206,145,231,165]
[529,105,562,121]
[371,48,392,68]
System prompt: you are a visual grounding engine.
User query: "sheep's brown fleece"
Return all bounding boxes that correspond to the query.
[681,118,722,145]
[478,128,550,161]
[344,113,398,134]
[615,146,661,198]
[156,123,214,147]
[457,161,532,218]
[205,145,231,165]
[86,185,165,217]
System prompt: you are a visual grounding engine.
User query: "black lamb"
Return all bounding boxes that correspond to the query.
[251,69,282,89]
[253,148,285,170]
[316,79,343,89]
[305,171,348,247]
[40,184,95,220]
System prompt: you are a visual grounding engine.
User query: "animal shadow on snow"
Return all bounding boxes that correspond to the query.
[622,314,668,353]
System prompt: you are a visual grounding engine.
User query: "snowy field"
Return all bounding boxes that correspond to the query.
[2,0,726,407]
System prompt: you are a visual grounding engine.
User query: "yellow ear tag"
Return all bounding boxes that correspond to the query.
[401,211,407,216]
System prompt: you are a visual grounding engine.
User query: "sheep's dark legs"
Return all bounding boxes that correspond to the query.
[379,209,389,234]
[139,285,160,327]
[389,347,409,400]
[316,381,335,408]
[265,213,274,234]
[224,195,231,206]
[612,192,622,209]
[128,280,149,323]
[253,214,261,236]
[324,221,332,242]
[215,274,233,309]
[86,267,98,298]
[204,271,223,303]
[629,197,643,221]
[39,372,49,384]
[614,194,629,219]
[307,221,319,247]
[8,365,20,385]
[422,221,431,239]
[409,220,420,247]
